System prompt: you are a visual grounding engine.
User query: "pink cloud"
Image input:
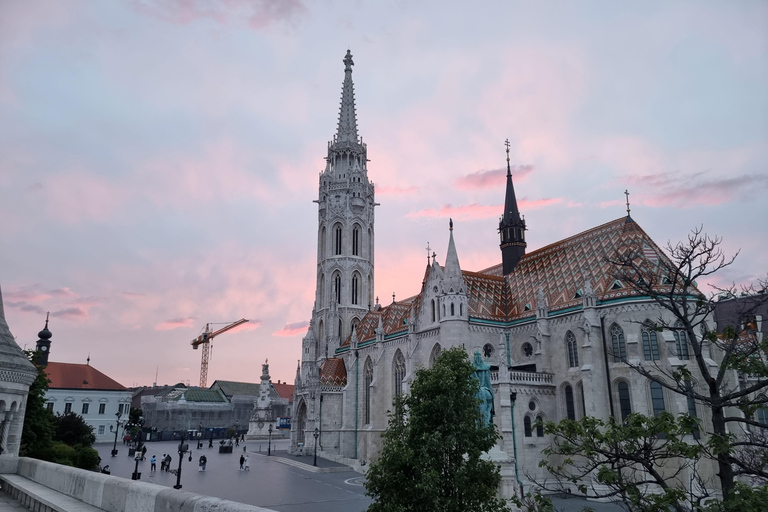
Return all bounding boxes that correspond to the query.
[273,320,310,337]
[156,317,196,331]
[51,307,88,321]
[49,287,76,298]
[454,165,534,190]
[407,198,563,220]
[129,0,306,30]
[6,301,47,315]
[375,185,419,196]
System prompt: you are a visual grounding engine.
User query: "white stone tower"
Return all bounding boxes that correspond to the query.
[306,49,377,370]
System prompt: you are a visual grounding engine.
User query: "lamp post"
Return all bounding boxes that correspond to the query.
[198,423,203,449]
[110,412,122,457]
[173,433,189,490]
[234,420,240,439]
[268,424,273,456]
[313,427,319,467]
[131,452,141,480]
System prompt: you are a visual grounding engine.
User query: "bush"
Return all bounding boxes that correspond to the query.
[43,441,76,466]
[73,445,100,470]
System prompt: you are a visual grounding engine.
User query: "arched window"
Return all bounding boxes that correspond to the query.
[351,318,359,335]
[295,401,307,444]
[566,331,579,368]
[352,225,360,256]
[524,416,532,437]
[368,228,372,259]
[642,322,660,361]
[393,350,406,399]
[450,303,455,316]
[351,274,359,305]
[429,344,441,367]
[318,320,324,354]
[674,321,689,360]
[431,299,436,323]
[334,273,341,304]
[650,381,665,417]
[483,344,493,358]
[460,303,463,316]
[320,227,326,258]
[319,274,325,308]
[368,275,372,308]
[364,358,373,425]
[565,385,576,420]
[338,318,343,340]
[442,304,446,317]
[611,324,626,362]
[334,224,342,255]
[536,415,544,437]
[617,381,632,421]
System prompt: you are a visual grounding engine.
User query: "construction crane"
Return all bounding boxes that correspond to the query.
[191,319,248,388]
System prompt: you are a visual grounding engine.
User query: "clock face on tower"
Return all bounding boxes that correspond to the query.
[41,346,48,351]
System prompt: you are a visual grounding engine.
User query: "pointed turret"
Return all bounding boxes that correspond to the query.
[439,219,467,320]
[336,50,359,144]
[444,218,462,280]
[499,139,527,274]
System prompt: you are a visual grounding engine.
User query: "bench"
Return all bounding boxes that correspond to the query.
[0,473,102,512]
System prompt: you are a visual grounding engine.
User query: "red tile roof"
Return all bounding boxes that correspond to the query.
[272,382,295,402]
[319,358,347,386]
[44,362,127,390]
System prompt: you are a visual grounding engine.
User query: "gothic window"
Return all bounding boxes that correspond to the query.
[483,344,493,358]
[318,320,324,354]
[460,303,463,316]
[565,385,576,420]
[334,224,342,255]
[442,303,446,318]
[320,227,326,258]
[431,299,435,323]
[522,342,533,357]
[642,322,660,361]
[757,408,768,426]
[393,350,406,399]
[450,303,455,316]
[617,381,632,422]
[429,344,441,367]
[319,274,325,307]
[566,331,579,368]
[368,275,372,307]
[364,358,373,425]
[536,415,544,437]
[296,401,307,444]
[334,273,341,304]
[351,318,359,334]
[674,321,689,360]
[524,416,532,437]
[650,381,665,417]
[352,274,359,305]
[352,225,360,256]
[611,324,627,362]
[368,228,372,259]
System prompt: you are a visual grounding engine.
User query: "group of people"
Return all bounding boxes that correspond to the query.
[143,443,254,475]
[239,454,250,470]
[151,453,173,472]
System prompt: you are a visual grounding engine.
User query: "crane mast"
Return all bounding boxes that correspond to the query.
[191,318,248,387]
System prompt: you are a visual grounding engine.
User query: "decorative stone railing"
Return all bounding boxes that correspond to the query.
[490,371,554,385]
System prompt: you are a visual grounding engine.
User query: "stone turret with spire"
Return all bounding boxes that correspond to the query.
[439,219,468,322]
[498,139,527,275]
[34,312,52,367]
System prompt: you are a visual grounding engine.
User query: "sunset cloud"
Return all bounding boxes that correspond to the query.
[129,0,306,30]
[407,198,563,220]
[273,320,310,337]
[6,301,47,315]
[155,317,196,331]
[454,165,534,190]
[375,185,419,196]
[619,172,768,208]
[51,307,89,321]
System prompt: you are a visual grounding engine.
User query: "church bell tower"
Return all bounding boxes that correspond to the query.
[499,139,527,275]
[309,50,377,360]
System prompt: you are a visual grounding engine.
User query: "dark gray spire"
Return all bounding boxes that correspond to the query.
[499,139,527,274]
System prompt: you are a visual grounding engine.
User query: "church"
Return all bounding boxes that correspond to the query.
[291,51,712,497]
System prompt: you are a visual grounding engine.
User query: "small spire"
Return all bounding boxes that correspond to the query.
[336,50,359,143]
[505,138,511,173]
[624,189,631,216]
[392,292,396,303]
[449,218,453,231]
[426,242,431,263]
[45,311,49,328]
[87,353,90,365]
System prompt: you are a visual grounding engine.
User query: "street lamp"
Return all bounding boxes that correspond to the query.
[234,420,240,439]
[198,423,203,449]
[131,452,142,480]
[109,412,122,457]
[173,433,189,490]
[313,427,319,467]
[268,424,273,456]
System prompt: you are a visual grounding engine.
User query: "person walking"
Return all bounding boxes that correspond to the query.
[235,437,239,447]
[141,445,147,461]
[150,455,157,472]
[165,454,172,472]
[198,455,205,472]
[244,455,249,471]
[208,437,213,448]
[201,455,207,472]
[160,454,166,472]
[239,454,245,471]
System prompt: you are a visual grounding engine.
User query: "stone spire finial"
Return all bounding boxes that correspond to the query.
[499,138,527,275]
[336,50,359,143]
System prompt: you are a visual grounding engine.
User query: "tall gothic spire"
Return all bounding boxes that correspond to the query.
[499,139,527,275]
[336,50,359,143]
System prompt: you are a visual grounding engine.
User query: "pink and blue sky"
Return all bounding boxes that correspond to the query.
[1,1,766,388]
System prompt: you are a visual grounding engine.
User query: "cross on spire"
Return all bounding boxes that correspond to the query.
[426,242,431,263]
[505,138,510,163]
[624,189,631,216]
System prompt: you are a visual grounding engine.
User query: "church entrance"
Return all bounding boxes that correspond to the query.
[295,401,307,447]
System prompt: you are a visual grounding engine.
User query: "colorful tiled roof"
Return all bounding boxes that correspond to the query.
[341,298,414,347]
[319,358,347,386]
[212,380,261,398]
[45,362,126,390]
[167,387,227,403]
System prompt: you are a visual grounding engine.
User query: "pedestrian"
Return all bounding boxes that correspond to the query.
[241,433,245,442]
[235,437,239,447]
[201,455,207,472]
[239,454,245,470]
[244,455,249,471]
[150,455,157,472]
[209,438,213,448]
[160,454,166,472]
[165,454,172,472]
[198,455,205,472]
[141,445,147,460]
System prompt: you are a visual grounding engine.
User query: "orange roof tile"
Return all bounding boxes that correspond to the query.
[272,382,295,402]
[44,362,126,390]
[319,358,347,386]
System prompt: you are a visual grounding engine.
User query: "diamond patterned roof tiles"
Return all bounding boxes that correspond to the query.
[319,358,347,386]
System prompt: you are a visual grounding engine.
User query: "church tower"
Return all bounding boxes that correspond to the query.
[310,50,377,360]
[499,139,526,275]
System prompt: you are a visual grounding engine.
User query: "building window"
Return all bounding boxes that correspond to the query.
[352,226,360,256]
[522,342,533,357]
[757,408,768,426]
[352,274,359,305]
[431,299,436,323]
[364,358,373,425]
[450,303,455,316]
[64,403,72,414]
[98,425,105,435]
[393,350,406,399]
[565,385,576,420]
[320,227,326,258]
[536,415,544,437]
[118,404,125,415]
[642,322,660,361]
[611,324,626,362]
[46,403,54,411]
[98,403,106,414]
[650,381,665,417]
[429,344,441,367]
[674,321,689,360]
[334,224,342,255]
[334,273,341,304]
[617,381,632,421]
[319,274,325,308]
[524,416,532,437]
[566,331,579,368]
[483,344,493,358]
[82,403,89,415]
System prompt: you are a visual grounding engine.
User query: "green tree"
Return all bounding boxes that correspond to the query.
[53,412,96,447]
[365,346,510,512]
[19,352,55,458]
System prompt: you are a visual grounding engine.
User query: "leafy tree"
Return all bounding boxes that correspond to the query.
[53,412,96,447]
[535,228,768,510]
[365,347,510,512]
[19,352,55,458]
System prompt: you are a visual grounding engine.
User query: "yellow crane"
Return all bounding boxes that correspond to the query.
[191,319,248,388]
